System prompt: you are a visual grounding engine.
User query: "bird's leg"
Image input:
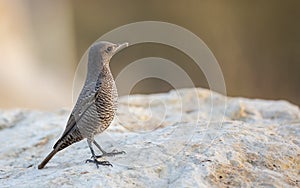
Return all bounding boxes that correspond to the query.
[85,140,112,167]
[93,140,126,158]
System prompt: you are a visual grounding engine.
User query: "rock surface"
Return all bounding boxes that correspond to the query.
[0,88,299,187]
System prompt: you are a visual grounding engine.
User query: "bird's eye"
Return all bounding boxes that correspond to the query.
[106,47,112,52]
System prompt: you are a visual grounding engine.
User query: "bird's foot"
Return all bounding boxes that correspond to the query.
[85,158,113,168]
[96,149,126,158]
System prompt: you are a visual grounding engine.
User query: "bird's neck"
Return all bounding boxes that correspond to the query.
[86,61,112,85]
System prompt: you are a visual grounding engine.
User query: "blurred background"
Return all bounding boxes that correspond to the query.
[0,0,299,110]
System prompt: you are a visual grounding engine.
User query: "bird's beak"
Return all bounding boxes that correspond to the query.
[114,42,129,53]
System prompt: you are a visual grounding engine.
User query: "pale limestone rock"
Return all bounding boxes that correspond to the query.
[0,88,299,187]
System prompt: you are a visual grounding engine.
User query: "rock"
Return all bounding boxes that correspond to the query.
[0,88,299,187]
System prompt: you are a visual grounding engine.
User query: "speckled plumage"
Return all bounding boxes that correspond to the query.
[38,41,128,169]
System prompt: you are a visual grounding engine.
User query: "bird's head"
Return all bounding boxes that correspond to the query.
[88,41,129,67]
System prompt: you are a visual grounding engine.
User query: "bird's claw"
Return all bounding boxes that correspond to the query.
[85,158,113,168]
[96,150,126,158]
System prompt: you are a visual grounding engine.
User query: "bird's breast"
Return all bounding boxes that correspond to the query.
[94,77,118,133]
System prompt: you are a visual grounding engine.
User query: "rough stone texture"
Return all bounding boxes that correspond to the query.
[0,88,299,187]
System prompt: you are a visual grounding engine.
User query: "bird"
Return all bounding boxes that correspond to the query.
[38,41,128,169]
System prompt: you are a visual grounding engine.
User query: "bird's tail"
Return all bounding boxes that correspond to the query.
[38,149,59,169]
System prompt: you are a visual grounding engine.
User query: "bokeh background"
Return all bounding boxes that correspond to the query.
[0,0,299,110]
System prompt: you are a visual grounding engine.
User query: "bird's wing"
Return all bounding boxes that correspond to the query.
[54,80,101,148]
